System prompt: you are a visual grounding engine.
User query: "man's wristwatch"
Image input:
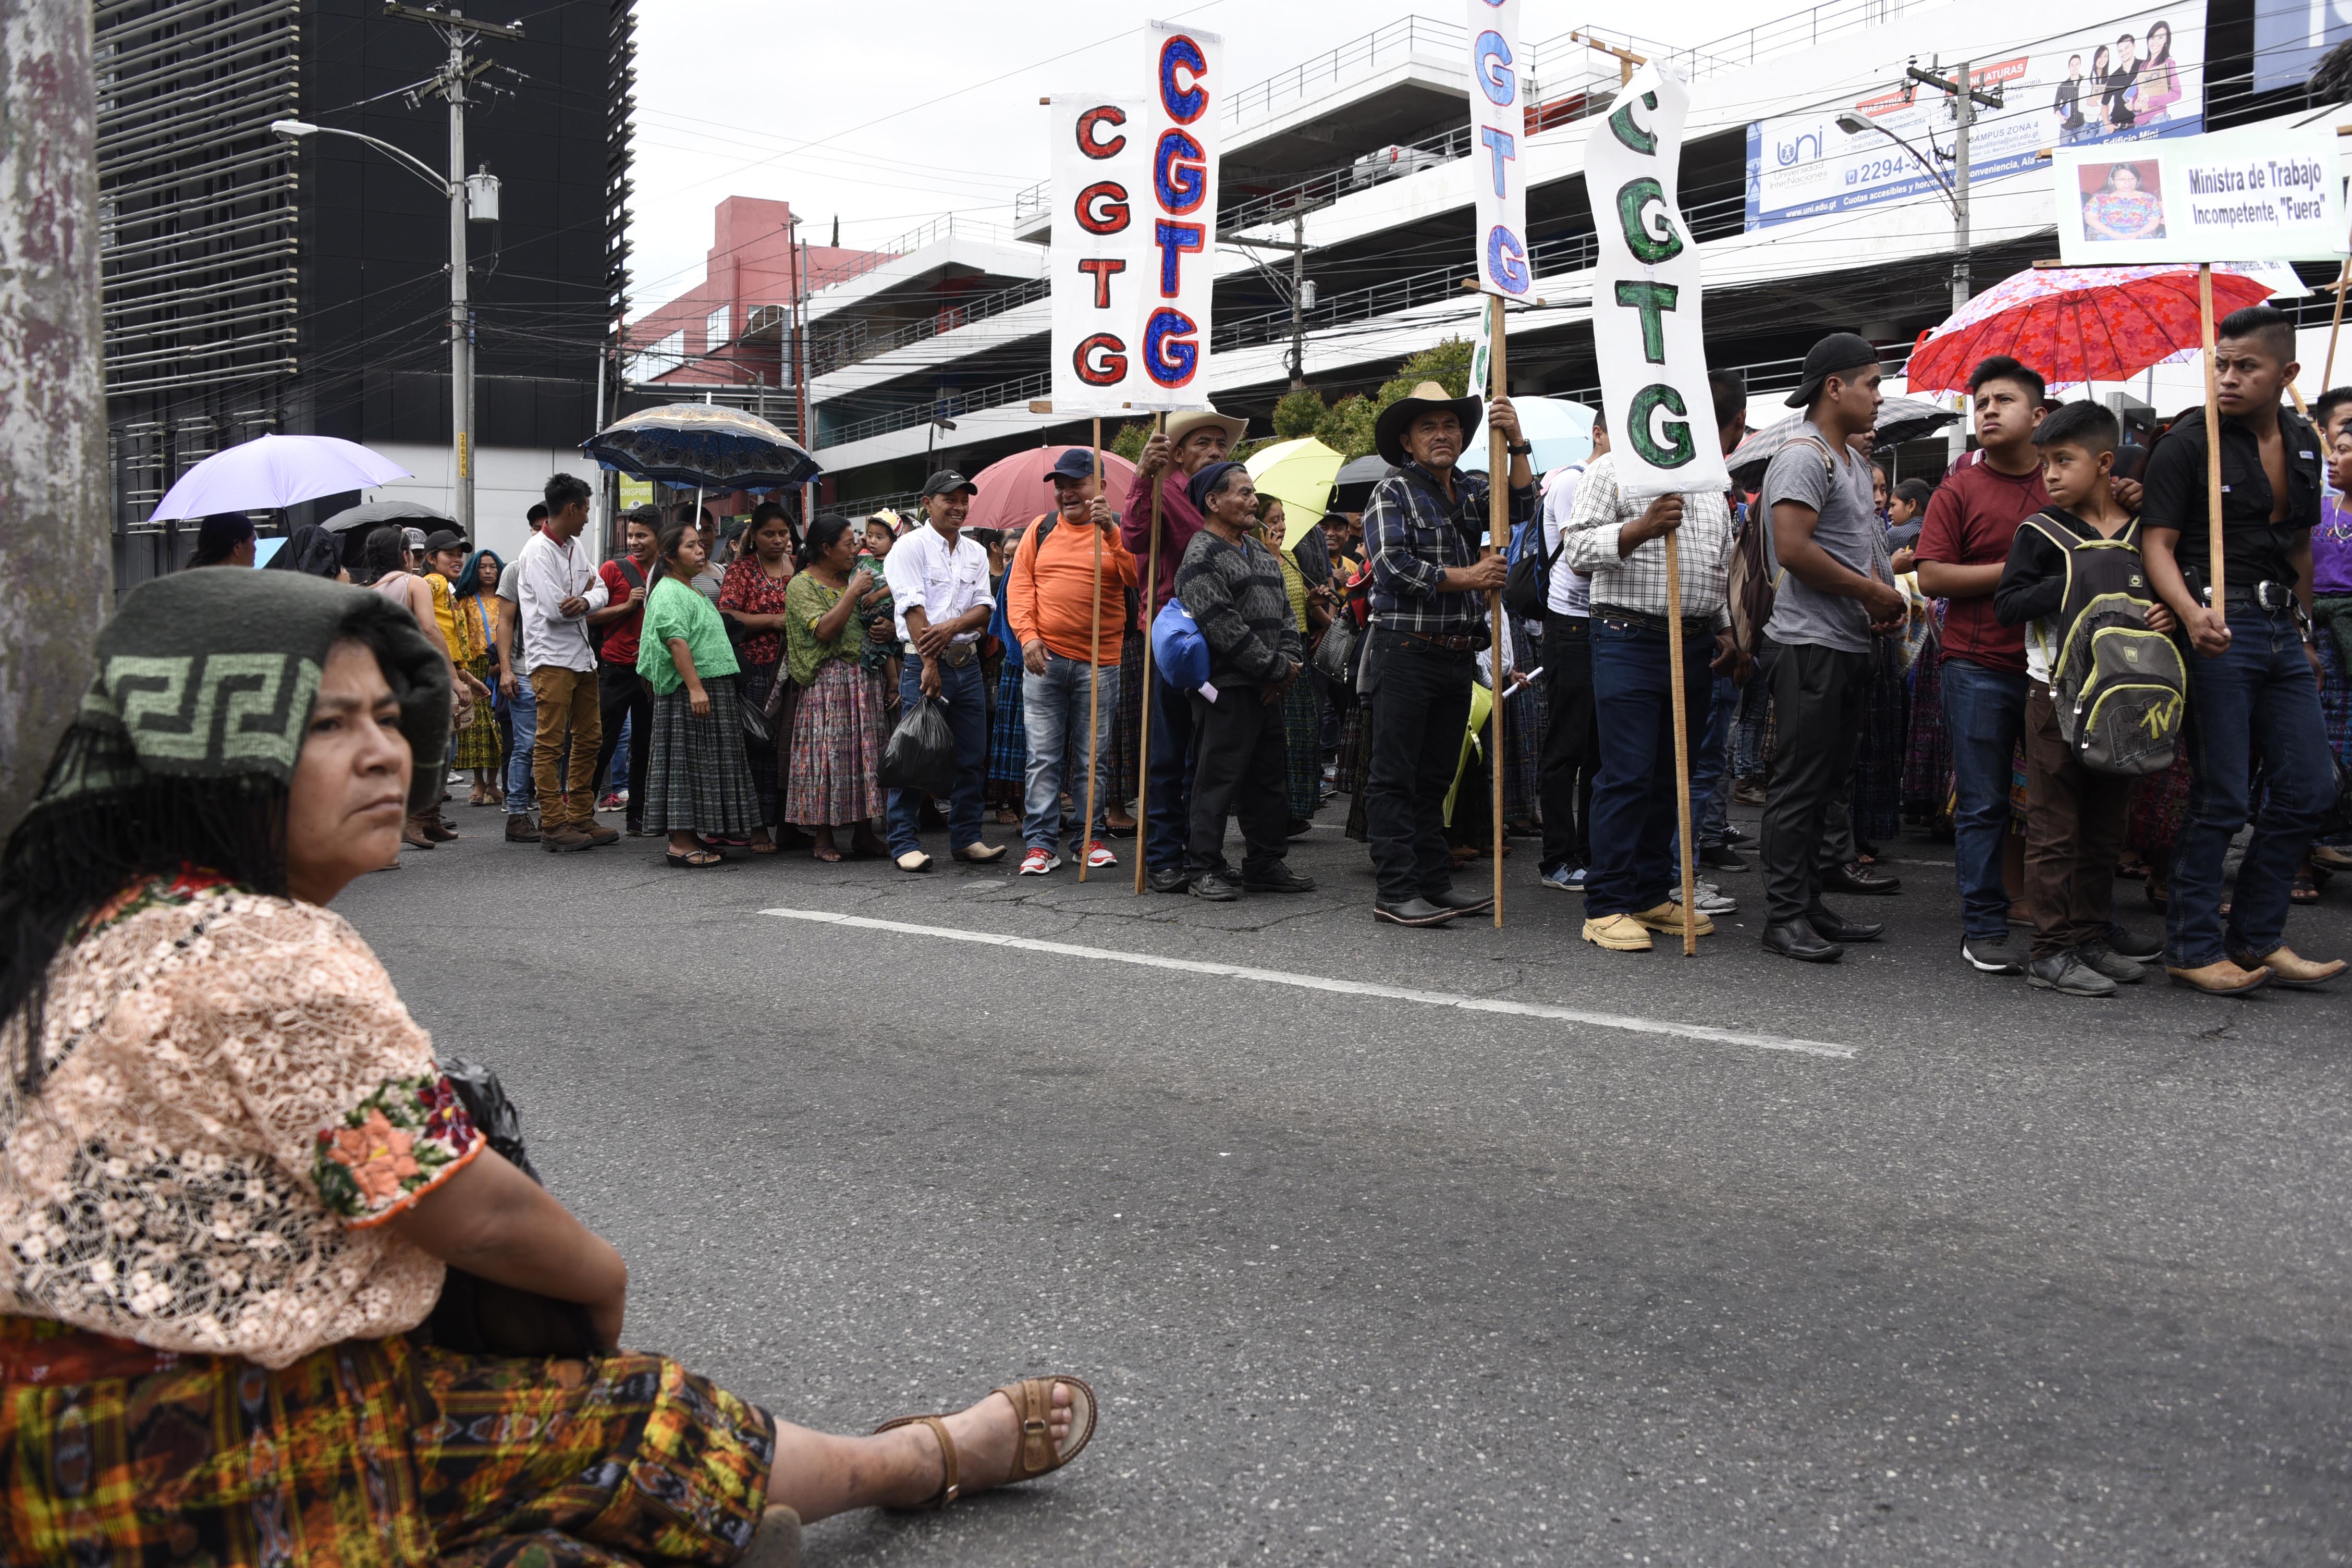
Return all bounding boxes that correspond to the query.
[1506,442,1534,456]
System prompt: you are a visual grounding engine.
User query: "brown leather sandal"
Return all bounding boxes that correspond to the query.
[874,1375,1098,1510]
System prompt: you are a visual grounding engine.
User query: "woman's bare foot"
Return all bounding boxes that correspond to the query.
[884,1382,1076,1508]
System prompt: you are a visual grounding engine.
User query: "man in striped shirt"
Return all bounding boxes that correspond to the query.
[1559,372,1750,953]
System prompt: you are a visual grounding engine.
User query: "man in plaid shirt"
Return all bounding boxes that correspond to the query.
[1358,381,1536,926]
[1560,371,1752,953]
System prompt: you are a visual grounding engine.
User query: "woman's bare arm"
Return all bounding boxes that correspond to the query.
[388,1147,630,1349]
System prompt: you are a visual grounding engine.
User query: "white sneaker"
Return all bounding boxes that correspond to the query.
[1670,878,1738,915]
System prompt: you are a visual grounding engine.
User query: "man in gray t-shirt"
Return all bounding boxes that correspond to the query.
[1753,334,1910,961]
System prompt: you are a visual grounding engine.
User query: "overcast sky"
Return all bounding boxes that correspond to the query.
[623,0,1772,317]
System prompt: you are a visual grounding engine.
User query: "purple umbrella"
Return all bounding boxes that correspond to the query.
[149,434,412,521]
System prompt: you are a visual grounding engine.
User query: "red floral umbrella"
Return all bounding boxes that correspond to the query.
[1905,263,2282,395]
[961,445,1138,536]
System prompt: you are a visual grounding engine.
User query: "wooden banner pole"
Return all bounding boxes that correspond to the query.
[2199,263,2225,608]
[1662,530,1696,956]
[1082,418,1105,880]
[1486,294,1507,929]
[2323,255,2351,394]
[1132,413,1167,895]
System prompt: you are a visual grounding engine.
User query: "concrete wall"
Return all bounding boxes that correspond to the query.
[363,442,607,566]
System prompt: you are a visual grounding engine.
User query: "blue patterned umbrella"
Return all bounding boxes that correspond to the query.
[582,404,822,490]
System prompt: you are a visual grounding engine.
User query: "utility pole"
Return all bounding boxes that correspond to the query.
[0,0,111,831]
[1906,57,1999,460]
[787,218,813,528]
[1289,212,1306,389]
[385,3,521,540]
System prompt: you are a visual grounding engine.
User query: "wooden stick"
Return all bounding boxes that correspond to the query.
[2324,252,2351,394]
[1486,293,1507,929]
[1082,419,1104,881]
[1132,413,1166,895]
[2199,263,2224,608]
[1663,530,1697,958]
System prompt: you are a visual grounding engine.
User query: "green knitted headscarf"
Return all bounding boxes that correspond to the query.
[32,570,451,817]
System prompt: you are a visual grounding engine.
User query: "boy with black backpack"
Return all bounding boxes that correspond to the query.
[1993,401,2180,996]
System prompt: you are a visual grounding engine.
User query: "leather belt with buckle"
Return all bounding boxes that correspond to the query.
[1389,628,1478,652]
[906,640,977,667]
[1594,605,1717,638]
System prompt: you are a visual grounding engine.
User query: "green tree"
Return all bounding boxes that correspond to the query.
[1377,337,1475,403]
[1314,395,1379,460]
[1270,387,1327,440]
[1106,420,1153,463]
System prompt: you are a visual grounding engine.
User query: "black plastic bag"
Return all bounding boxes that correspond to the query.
[423,1057,602,1358]
[879,695,959,798]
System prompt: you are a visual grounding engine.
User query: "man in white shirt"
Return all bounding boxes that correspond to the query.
[880,469,1003,871]
[496,502,546,840]
[1536,411,1606,893]
[513,473,614,850]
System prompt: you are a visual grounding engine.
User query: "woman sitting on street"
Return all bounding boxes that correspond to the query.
[639,518,775,867]
[784,513,892,862]
[0,569,1095,1564]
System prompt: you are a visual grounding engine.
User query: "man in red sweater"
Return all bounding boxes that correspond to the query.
[1008,449,1139,874]
[1124,406,1248,892]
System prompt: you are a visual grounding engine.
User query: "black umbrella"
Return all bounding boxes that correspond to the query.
[582,403,821,491]
[320,498,454,535]
[1726,397,1961,486]
[1328,454,1394,514]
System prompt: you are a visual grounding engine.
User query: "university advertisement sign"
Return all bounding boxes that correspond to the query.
[2053,121,2347,266]
[1745,7,2202,231]
[1588,64,1729,499]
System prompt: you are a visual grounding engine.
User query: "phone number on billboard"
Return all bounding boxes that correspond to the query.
[1846,155,1913,186]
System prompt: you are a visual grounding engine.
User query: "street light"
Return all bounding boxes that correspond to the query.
[1833,107,1972,459]
[272,114,495,536]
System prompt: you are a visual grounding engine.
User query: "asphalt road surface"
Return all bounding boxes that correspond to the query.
[341,800,2352,1566]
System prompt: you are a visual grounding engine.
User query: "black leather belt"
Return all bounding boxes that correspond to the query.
[1385,627,1480,652]
[1594,605,1716,637]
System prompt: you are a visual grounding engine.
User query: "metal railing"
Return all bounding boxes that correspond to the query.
[825,369,1052,448]
[808,275,1049,376]
[1211,190,1746,354]
[804,212,1014,295]
[1222,15,1466,126]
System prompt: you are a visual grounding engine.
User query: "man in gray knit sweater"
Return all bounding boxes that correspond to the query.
[1171,461,1313,901]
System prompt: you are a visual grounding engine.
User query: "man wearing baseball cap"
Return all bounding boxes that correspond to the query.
[881,470,1005,871]
[1126,406,1249,892]
[1755,332,1909,961]
[1005,448,1137,875]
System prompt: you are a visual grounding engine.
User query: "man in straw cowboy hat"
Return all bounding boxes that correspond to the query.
[1357,380,1534,927]
[1127,406,1251,893]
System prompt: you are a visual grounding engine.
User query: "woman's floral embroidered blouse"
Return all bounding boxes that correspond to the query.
[0,877,484,1367]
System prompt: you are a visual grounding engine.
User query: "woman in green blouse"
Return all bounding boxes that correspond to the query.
[637,517,773,867]
[783,514,893,860]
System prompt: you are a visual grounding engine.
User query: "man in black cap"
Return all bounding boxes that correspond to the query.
[881,470,1005,872]
[1357,381,1533,926]
[1756,333,1910,961]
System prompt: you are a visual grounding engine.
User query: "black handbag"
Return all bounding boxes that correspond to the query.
[422,1058,603,1358]
[1311,614,1359,697]
[739,675,774,748]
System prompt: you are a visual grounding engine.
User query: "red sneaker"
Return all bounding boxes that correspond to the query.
[1018,847,1059,876]
[1085,840,1118,868]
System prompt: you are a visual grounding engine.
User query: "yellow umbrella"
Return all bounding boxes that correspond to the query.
[1245,436,1343,547]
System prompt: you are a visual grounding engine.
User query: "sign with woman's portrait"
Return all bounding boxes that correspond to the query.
[2079,159,2167,242]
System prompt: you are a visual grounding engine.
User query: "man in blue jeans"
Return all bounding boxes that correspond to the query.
[1562,371,1748,951]
[2140,304,2345,995]
[1916,356,2057,974]
[497,503,546,842]
[1007,449,1136,875]
[881,471,1005,872]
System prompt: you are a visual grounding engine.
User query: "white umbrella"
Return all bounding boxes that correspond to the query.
[150,434,412,521]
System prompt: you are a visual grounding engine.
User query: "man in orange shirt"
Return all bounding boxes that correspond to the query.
[1007,448,1139,875]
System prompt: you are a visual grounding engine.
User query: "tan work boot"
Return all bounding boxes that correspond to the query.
[1631,901,1714,937]
[1583,913,1653,951]
[2227,946,2345,989]
[2165,958,2270,995]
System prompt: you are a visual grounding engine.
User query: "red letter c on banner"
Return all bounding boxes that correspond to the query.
[1077,105,1127,160]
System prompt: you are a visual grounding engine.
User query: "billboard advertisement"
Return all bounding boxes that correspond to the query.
[1745,8,2202,231]
[2252,0,2352,93]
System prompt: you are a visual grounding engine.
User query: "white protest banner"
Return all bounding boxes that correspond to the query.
[2053,120,2347,265]
[1129,20,1221,410]
[1465,0,1529,297]
[1585,63,1728,499]
[1050,95,1151,416]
